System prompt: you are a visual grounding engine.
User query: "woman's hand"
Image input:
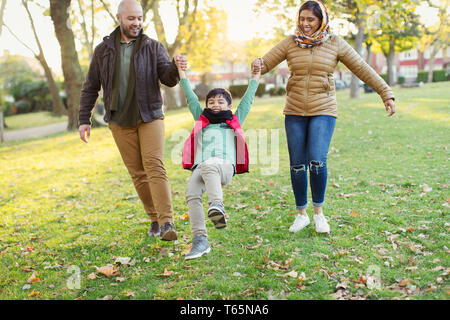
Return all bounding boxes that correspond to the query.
[251,58,263,81]
[384,98,395,117]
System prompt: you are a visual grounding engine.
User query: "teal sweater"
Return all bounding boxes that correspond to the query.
[180,78,259,167]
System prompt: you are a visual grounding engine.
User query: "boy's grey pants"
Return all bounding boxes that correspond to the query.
[185,157,234,237]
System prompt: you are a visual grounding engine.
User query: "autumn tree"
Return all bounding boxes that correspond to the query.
[0,0,6,142]
[371,0,422,85]
[417,0,449,82]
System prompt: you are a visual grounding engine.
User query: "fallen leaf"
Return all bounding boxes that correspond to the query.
[28,290,40,297]
[157,268,174,277]
[407,227,414,232]
[98,295,113,300]
[181,244,192,255]
[115,277,126,282]
[125,214,134,219]
[350,210,359,217]
[180,214,190,221]
[87,273,97,280]
[27,273,40,283]
[114,257,131,266]
[398,279,412,287]
[125,291,135,297]
[22,266,34,272]
[96,265,119,277]
[283,270,298,279]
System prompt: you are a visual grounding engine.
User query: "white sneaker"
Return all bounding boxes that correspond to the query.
[289,214,310,233]
[314,213,330,233]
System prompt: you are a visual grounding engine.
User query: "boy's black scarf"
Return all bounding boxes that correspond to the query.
[201,108,233,124]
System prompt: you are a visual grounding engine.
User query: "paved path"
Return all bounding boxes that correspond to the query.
[3,122,68,142]
[2,115,107,142]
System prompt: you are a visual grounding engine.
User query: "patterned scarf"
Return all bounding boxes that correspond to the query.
[294,0,330,48]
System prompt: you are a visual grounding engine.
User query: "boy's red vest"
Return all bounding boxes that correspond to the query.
[182,114,249,174]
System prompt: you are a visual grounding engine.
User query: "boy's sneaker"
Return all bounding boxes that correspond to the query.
[313,213,330,233]
[185,235,211,260]
[160,222,178,241]
[289,213,310,233]
[207,203,227,229]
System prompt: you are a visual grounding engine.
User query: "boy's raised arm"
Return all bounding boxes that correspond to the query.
[174,55,202,120]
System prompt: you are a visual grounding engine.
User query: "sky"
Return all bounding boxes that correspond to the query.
[0,0,441,74]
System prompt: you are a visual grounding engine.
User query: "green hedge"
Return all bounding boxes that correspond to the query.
[229,83,266,98]
[417,71,428,83]
[398,76,405,85]
[269,87,287,96]
[432,69,447,82]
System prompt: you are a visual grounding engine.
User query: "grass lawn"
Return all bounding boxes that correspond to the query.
[0,82,448,300]
[4,112,68,131]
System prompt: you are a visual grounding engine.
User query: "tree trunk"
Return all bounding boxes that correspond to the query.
[0,0,6,143]
[23,0,65,116]
[0,107,3,143]
[386,39,396,86]
[365,42,372,66]
[37,53,65,115]
[50,0,84,131]
[350,21,364,98]
[427,56,436,83]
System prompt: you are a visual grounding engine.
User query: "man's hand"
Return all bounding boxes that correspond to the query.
[384,98,396,117]
[174,54,188,71]
[79,124,91,143]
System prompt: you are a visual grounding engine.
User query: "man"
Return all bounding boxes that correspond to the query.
[78,0,187,241]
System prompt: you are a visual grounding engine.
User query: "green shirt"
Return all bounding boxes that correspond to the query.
[180,78,259,166]
[110,39,141,126]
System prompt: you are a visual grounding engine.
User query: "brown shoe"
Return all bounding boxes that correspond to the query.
[160,222,177,241]
[147,221,160,237]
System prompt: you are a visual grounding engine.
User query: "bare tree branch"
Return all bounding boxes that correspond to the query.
[99,0,117,24]
[0,0,6,35]
[2,22,37,55]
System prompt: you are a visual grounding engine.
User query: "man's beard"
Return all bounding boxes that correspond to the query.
[121,23,141,39]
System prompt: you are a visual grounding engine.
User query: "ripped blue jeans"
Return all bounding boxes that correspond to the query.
[285,115,336,209]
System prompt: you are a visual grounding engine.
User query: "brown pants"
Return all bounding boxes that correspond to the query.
[109,119,173,224]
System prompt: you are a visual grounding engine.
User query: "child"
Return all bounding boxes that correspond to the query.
[175,56,261,260]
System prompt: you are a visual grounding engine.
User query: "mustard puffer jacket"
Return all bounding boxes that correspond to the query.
[261,34,394,118]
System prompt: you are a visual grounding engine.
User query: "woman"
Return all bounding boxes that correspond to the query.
[252,0,395,233]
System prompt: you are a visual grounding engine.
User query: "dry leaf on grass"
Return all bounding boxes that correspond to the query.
[87,273,97,280]
[28,290,40,297]
[114,257,131,266]
[350,210,359,217]
[27,273,40,283]
[181,244,192,256]
[96,265,119,277]
[283,270,298,279]
[157,268,174,277]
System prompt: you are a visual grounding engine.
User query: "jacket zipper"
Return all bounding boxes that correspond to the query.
[305,47,314,114]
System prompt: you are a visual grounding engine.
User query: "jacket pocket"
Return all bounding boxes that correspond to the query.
[327,74,335,96]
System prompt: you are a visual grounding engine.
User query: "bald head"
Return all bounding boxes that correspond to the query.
[116,0,143,42]
[117,0,143,16]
